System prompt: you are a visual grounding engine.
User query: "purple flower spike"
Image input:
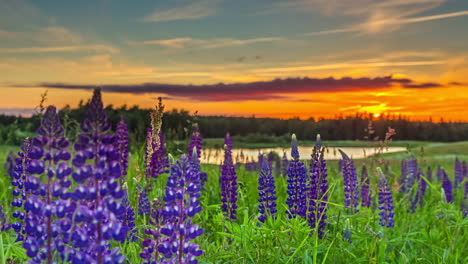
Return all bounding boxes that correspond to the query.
[0,205,10,232]
[5,151,16,179]
[307,134,329,238]
[159,153,203,263]
[400,158,418,193]
[81,88,111,134]
[411,169,427,212]
[286,134,307,218]
[220,137,238,221]
[23,106,76,263]
[11,138,32,242]
[377,168,394,228]
[258,158,277,223]
[141,199,165,263]
[360,165,371,208]
[188,124,203,159]
[339,150,359,213]
[116,117,129,177]
[70,89,126,264]
[441,169,453,203]
[138,187,150,216]
[455,158,464,188]
[118,190,136,242]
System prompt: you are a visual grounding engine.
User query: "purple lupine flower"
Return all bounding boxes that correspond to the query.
[281,152,289,177]
[258,152,264,171]
[267,151,275,168]
[188,124,203,159]
[188,124,207,185]
[338,159,344,173]
[441,169,453,203]
[138,186,151,216]
[220,136,239,221]
[158,153,203,263]
[307,135,329,238]
[11,138,32,242]
[141,199,164,263]
[118,190,136,242]
[70,89,126,264]
[377,168,394,228]
[5,150,16,179]
[455,158,463,188]
[360,165,371,208]
[0,205,10,232]
[116,117,129,177]
[400,158,418,193]
[286,134,307,218]
[22,106,76,263]
[411,169,427,212]
[258,158,277,223]
[339,150,359,213]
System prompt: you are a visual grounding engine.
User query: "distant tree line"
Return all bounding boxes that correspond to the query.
[0,103,467,147]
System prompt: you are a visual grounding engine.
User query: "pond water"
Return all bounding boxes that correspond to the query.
[200,146,407,164]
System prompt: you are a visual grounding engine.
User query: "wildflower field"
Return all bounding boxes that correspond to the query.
[0,89,467,264]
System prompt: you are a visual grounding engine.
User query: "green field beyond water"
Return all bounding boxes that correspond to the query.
[0,140,467,263]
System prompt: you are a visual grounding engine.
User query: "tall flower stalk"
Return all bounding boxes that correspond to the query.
[339,150,359,213]
[158,153,203,263]
[11,138,31,242]
[116,117,129,178]
[220,134,238,221]
[188,124,207,185]
[360,165,371,208]
[377,168,394,228]
[23,106,75,263]
[411,169,427,212]
[141,199,164,263]
[307,135,329,238]
[258,158,277,223]
[145,99,168,179]
[286,134,307,218]
[70,89,126,263]
[441,169,453,203]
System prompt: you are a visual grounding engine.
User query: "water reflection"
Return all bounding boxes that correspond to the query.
[200,146,406,164]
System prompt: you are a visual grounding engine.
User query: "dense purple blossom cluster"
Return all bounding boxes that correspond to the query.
[220,133,239,221]
[116,117,129,178]
[286,134,307,218]
[258,158,277,223]
[339,150,359,213]
[307,135,329,238]
[377,169,395,228]
[360,165,371,208]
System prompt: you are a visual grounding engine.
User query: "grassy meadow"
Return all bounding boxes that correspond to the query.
[0,139,467,264]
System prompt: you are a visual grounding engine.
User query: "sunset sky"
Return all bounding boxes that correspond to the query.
[1,0,468,121]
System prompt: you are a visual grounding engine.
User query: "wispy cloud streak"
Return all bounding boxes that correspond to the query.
[130,37,282,49]
[0,45,118,54]
[143,0,220,22]
[15,75,437,101]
